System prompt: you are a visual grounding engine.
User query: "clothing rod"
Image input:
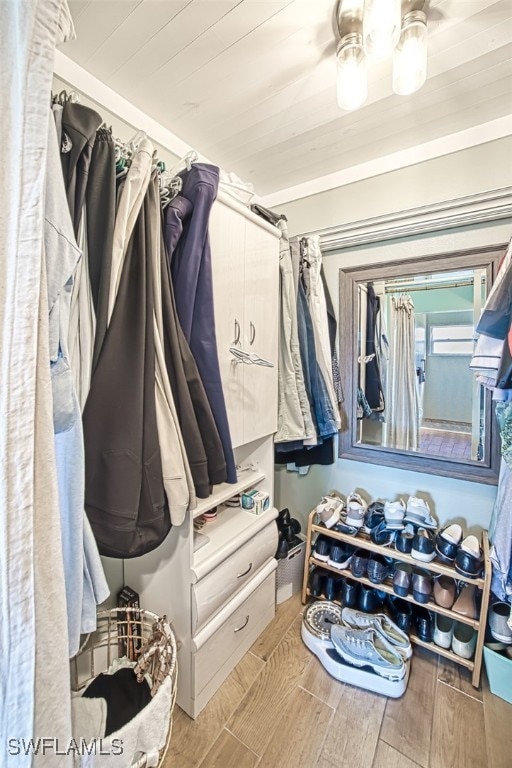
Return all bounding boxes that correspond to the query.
[384,280,482,294]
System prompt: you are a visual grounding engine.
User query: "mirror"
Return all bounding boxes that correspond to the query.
[339,246,504,484]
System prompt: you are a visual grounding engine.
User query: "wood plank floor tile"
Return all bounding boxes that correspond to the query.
[250,591,303,662]
[299,653,344,709]
[381,648,436,767]
[318,682,386,767]
[430,681,486,768]
[165,651,264,768]
[227,615,311,755]
[197,729,258,768]
[373,740,423,768]
[482,671,512,768]
[437,657,483,702]
[256,686,334,768]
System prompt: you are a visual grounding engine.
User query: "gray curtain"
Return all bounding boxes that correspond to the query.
[386,295,419,451]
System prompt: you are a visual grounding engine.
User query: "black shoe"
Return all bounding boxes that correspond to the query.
[350,549,369,578]
[312,535,331,562]
[370,521,396,547]
[395,526,415,554]
[386,595,413,633]
[413,606,433,642]
[340,578,359,607]
[327,542,355,570]
[325,575,341,601]
[363,502,385,534]
[309,569,326,597]
[455,548,483,578]
[276,535,289,560]
[367,554,392,584]
[278,508,291,527]
[281,523,296,544]
[411,528,436,563]
[358,584,383,613]
[290,518,302,535]
[331,520,359,536]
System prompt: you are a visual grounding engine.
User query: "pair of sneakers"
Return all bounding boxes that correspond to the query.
[330,607,412,681]
[384,496,437,531]
[315,492,367,532]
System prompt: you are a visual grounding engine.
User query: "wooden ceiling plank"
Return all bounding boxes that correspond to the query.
[65,0,142,64]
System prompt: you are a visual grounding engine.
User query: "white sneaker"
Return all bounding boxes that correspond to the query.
[404,497,437,529]
[341,607,412,659]
[316,496,344,529]
[384,499,406,530]
[330,625,406,681]
[345,492,367,529]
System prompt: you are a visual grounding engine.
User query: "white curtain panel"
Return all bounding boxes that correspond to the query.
[386,296,419,451]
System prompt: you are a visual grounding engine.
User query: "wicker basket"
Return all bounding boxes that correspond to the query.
[71,608,178,768]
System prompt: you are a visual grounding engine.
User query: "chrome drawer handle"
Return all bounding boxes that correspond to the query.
[234,615,250,633]
[237,562,253,578]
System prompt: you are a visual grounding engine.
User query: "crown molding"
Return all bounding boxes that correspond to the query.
[305,186,512,252]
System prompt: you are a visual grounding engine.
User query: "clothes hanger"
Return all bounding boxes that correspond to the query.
[168,150,198,180]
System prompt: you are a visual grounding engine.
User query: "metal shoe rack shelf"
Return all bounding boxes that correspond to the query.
[301,509,492,688]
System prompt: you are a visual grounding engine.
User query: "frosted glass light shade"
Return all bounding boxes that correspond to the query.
[393,11,428,96]
[337,33,367,111]
[363,0,401,58]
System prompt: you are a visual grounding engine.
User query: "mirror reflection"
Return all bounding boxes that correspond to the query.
[356,268,487,462]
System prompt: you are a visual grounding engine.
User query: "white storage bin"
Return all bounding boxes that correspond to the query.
[276,536,306,604]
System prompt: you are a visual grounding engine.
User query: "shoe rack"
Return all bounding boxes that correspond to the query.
[301,509,492,688]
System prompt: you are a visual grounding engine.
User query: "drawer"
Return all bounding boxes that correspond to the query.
[192,520,277,632]
[192,563,276,701]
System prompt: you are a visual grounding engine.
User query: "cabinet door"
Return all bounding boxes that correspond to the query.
[209,200,245,448]
[243,220,279,442]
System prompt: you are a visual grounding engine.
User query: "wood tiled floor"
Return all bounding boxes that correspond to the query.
[164,594,512,768]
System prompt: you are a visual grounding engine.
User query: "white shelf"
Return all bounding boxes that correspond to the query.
[192,505,278,582]
[193,467,266,520]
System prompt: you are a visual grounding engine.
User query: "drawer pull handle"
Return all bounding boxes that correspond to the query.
[234,615,250,633]
[237,562,253,578]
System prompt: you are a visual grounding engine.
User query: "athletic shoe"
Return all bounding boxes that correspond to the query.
[312,535,331,562]
[384,499,406,530]
[328,543,355,570]
[341,607,412,659]
[345,492,367,529]
[330,625,406,680]
[404,496,437,529]
[316,496,344,529]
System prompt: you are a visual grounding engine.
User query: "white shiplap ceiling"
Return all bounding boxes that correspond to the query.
[64,0,512,202]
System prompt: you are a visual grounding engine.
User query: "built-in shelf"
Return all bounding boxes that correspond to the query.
[192,505,278,582]
[308,557,480,629]
[310,524,485,588]
[193,467,266,519]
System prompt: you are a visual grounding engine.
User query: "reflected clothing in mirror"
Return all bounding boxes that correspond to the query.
[364,284,385,412]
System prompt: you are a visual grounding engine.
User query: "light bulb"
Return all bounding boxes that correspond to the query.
[393,10,428,95]
[363,0,401,58]
[337,33,367,111]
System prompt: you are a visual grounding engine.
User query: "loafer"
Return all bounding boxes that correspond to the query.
[340,578,360,607]
[455,535,483,577]
[384,499,406,530]
[412,568,432,604]
[392,562,412,597]
[367,554,392,584]
[358,584,383,613]
[411,527,436,562]
[404,496,437,529]
[433,575,457,609]
[328,542,355,570]
[452,583,478,619]
[434,615,455,649]
[435,533,459,564]
[413,606,433,642]
[386,595,413,633]
[345,492,367,529]
[350,549,369,578]
[452,622,477,659]
[312,534,331,562]
[395,524,415,554]
[370,520,396,547]
[439,523,463,545]
[488,601,512,643]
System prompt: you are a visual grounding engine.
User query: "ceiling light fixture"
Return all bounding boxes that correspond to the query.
[336,1,429,111]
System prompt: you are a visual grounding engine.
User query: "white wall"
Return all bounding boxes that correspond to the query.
[275,142,512,535]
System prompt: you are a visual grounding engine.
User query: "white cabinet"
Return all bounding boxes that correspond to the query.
[124,194,281,719]
[210,197,279,447]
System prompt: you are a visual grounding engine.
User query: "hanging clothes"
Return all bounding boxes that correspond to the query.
[0,0,75,764]
[83,182,172,557]
[386,295,419,451]
[364,283,386,412]
[167,163,237,484]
